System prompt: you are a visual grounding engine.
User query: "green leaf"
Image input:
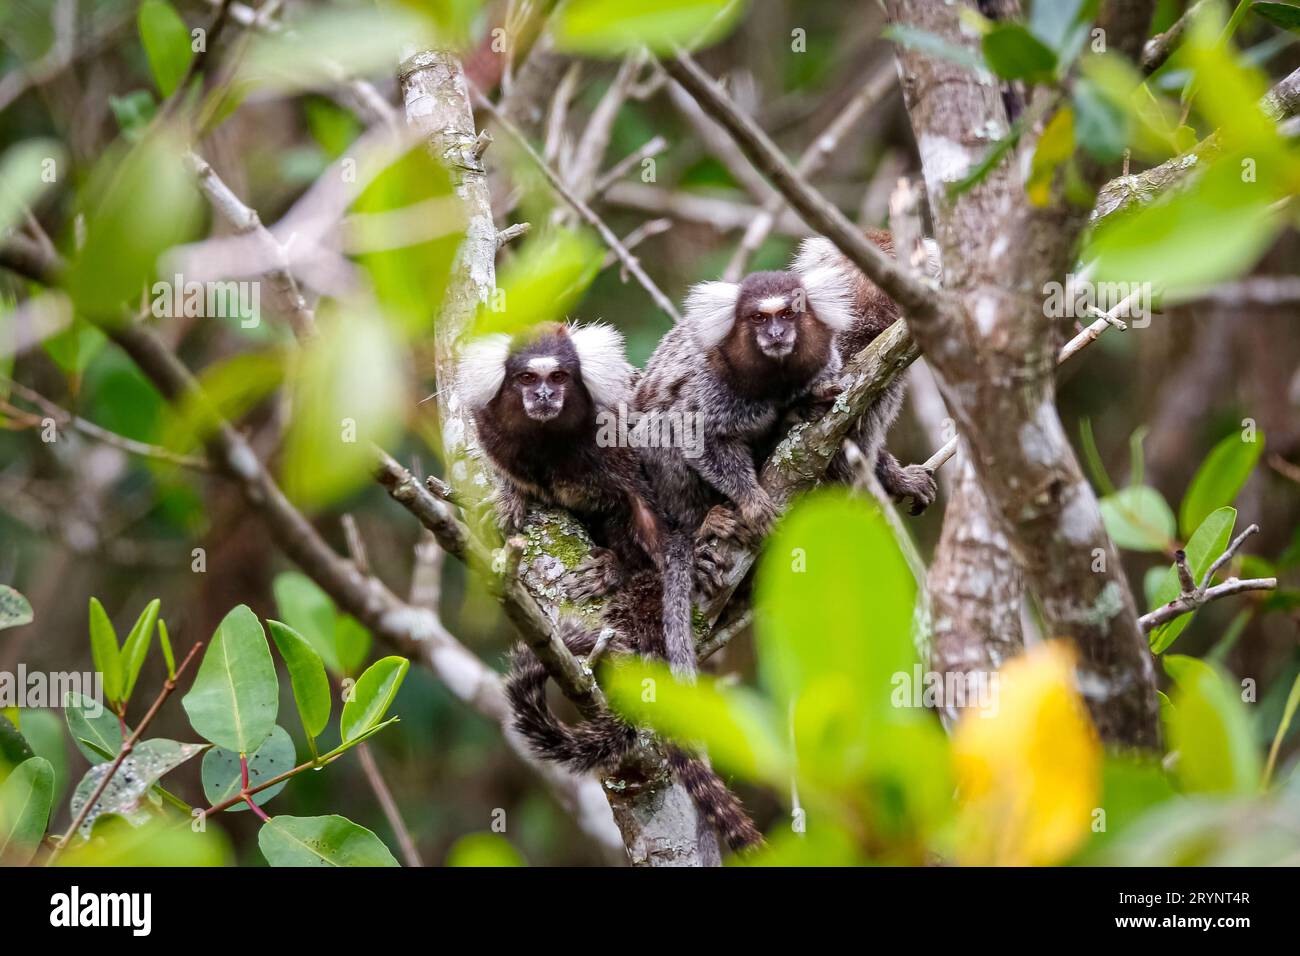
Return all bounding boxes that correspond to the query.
[554,0,745,55]
[158,618,176,680]
[68,739,204,836]
[64,692,123,764]
[119,599,160,705]
[0,139,66,238]
[1254,1,1300,32]
[1163,655,1261,794]
[1179,430,1264,538]
[1073,77,1129,163]
[334,615,372,677]
[137,0,194,97]
[341,657,409,744]
[605,658,789,783]
[51,815,230,867]
[258,814,399,866]
[1087,154,1283,299]
[281,308,407,508]
[63,132,201,321]
[469,230,603,339]
[88,598,123,706]
[1264,669,1300,786]
[0,757,54,864]
[446,832,525,867]
[1099,485,1176,552]
[1029,0,1092,53]
[201,724,295,811]
[1149,507,1237,653]
[353,144,462,338]
[1027,107,1075,206]
[272,571,342,673]
[267,621,331,742]
[16,710,69,810]
[108,89,157,139]
[0,585,33,632]
[981,23,1058,81]
[182,605,278,754]
[0,713,35,778]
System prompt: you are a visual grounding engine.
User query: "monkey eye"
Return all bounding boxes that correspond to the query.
[517,371,538,385]
[749,312,765,323]
[549,370,569,384]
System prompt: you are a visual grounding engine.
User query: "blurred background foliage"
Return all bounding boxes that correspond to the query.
[0,0,1298,865]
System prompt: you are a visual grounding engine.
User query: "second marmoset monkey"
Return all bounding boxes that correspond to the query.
[460,321,663,599]
[792,230,938,515]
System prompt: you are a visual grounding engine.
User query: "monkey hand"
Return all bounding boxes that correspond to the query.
[810,379,844,403]
[739,490,779,539]
[491,486,529,534]
[566,548,624,603]
[894,465,937,516]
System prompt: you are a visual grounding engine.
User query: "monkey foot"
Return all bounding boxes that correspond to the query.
[693,542,729,598]
[891,464,937,516]
[566,549,624,602]
[697,505,742,542]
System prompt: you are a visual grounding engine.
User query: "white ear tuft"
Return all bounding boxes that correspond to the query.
[683,281,740,350]
[567,322,632,410]
[800,264,856,332]
[792,236,841,277]
[458,334,511,409]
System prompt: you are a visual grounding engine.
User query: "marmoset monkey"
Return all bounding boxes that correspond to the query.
[461,321,662,598]
[633,264,856,659]
[793,231,938,515]
[465,322,762,852]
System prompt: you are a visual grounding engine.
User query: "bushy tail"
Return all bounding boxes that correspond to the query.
[668,748,764,852]
[504,620,637,772]
[660,532,698,680]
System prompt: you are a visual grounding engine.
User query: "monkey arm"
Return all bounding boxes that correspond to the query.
[689,436,776,532]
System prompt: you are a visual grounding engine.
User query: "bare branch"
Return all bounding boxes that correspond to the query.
[1,377,210,470]
[723,59,895,282]
[660,50,940,322]
[473,91,684,323]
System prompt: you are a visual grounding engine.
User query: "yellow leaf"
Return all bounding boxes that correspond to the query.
[952,642,1100,865]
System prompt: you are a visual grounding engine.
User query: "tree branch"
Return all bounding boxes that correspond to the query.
[1138,525,1278,632]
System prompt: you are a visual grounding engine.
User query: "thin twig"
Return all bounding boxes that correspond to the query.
[473,92,683,323]
[1138,524,1278,633]
[47,641,204,862]
[1,378,210,470]
[660,50,938,321]
[357,743,423,867]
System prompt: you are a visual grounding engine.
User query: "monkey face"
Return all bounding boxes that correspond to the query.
[736,275,809,360]
[511,356,573,422]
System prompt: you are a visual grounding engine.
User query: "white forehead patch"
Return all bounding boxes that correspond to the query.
[526,357,559,375]
[757,296,789,313]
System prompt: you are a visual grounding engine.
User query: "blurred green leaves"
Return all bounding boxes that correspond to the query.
[1164,655,1262,794]
[470,229,603,339]
[0,139,65,238]
[1179,430,1263,537]
[554,0,746,55]
[62,131,201,322]
[137,0,193,98]
[281,307,408,509]
[981,23,1057,83]
[273,571,372,677]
